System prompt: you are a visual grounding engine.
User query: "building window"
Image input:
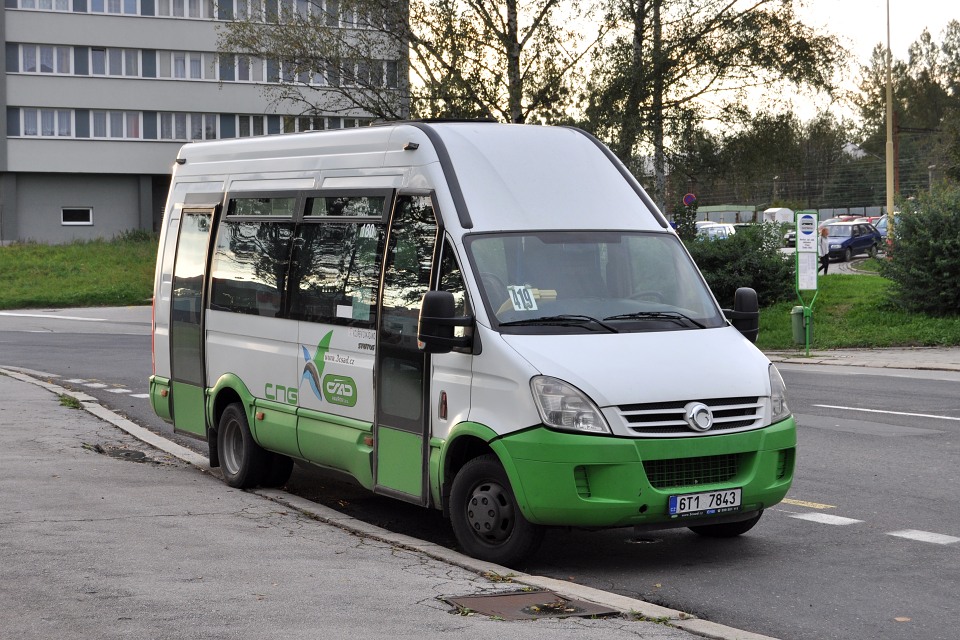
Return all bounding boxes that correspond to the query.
[17,0,71,10]
[89,48,139,76]
[155,0,212,17]
[237,115,266,137]
[160,51,214,80]
[62,208,93,226]
[158,112,217,140]
[89,0,136,13]
[91,48,106,75]
[90,110,140,139]
[20,108,72,137]
[19,45,72,74]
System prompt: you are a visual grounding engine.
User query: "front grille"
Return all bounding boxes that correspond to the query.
[617,396,763,437]
[644,453,740,489]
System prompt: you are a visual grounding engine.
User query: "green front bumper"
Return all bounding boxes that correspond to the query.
[492,417,796,528]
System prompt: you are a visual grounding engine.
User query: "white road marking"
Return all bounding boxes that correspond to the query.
[814,404,960,422]
[0,312,105,322]
[888,530,960,545]
[57,378,149,399]
[790,513,863,526]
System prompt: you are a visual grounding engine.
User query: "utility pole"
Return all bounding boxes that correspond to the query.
[884,0,896,232]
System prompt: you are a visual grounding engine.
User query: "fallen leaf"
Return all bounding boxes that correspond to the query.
[894,617,911,623]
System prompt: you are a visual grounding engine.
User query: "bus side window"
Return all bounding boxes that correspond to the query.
[289,221,386,326]
[210,219,294,317]
[437,240,471,340]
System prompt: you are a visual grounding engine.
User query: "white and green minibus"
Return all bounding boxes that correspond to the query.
[150,121,795,566]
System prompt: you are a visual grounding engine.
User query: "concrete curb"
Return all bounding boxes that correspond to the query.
[1,365,779,640]
[765,350,960,372]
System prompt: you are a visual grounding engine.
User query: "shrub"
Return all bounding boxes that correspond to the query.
[685,223,794,308]
[880,186,960,315]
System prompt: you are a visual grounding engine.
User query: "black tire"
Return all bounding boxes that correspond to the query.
[449,455,544,566]
[261,453,294,488]
[216,403,268,489]
[844,247,853,262]
[868,243,878,258]
[689,510,763,538]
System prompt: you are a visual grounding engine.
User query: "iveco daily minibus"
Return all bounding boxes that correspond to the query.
[150,121,795,566]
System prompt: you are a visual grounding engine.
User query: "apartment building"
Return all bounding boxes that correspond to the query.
[0,0,404,243]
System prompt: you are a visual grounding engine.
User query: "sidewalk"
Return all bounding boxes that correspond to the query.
[765,346,960,372]
[0,369,769,640]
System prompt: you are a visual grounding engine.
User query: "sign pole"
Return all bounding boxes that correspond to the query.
[794,211,819,356]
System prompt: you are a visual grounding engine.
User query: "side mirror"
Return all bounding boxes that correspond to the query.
[418,291,474,354]
[723,287,759,343]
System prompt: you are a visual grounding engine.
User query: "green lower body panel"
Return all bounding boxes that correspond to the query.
[297,409,374,489]
[252,399,299,458]
[376,427,423,497]
[149,376,172,423]
[493,417,797,528]
[169,380,206,437]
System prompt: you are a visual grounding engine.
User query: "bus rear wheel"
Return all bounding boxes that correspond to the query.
[449,455,544,567]
[217,403,268,489]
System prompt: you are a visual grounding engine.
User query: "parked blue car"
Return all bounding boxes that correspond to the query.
[873,214,899,241]
[824,221,882,261]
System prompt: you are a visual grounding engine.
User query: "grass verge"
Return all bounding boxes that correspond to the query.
[757,274,960,350]
[0,232,156,310]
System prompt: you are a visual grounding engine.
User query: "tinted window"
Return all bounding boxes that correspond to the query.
[229,196,297,217]
[306,194,386,218]
[210,219,295,317]
[289,221,386,325]
[438,240,470,339]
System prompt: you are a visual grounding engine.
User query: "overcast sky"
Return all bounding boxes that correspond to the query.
[798,0,957,64]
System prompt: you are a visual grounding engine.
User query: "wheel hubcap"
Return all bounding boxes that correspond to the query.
[465,481,514,543]
[221,419,242,475]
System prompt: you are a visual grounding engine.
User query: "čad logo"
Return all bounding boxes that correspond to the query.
[302,331,333,402]
[323,375,357,407]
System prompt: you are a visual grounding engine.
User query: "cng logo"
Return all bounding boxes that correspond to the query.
[323,374,357,407]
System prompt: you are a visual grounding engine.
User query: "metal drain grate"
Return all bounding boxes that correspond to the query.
[445,590,619,621]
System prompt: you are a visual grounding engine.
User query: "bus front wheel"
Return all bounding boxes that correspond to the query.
[449,455,544,567]
[217,403,268,489]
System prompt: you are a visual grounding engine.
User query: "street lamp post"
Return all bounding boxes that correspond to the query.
[885,0,896,231]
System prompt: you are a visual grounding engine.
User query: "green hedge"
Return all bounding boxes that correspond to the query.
[685,223,795,309]
[880,186,960,316]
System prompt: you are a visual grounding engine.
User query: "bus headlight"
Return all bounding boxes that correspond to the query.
[530,376,610,434]
[769,364,790,422]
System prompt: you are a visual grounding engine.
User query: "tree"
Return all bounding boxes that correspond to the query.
[855,22,960,197]
[880,186,960,315]
[584,0,845,210]
[217,0,604,123]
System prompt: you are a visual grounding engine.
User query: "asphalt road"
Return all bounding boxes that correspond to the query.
[2,307,958,640]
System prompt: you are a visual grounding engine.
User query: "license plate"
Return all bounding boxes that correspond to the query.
[669,488,742,517]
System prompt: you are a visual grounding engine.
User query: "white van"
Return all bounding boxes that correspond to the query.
[150,122,795,566]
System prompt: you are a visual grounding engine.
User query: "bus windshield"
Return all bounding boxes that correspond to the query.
[464,231,726,333]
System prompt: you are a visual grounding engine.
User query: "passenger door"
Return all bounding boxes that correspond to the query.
[373,194,438,505]
[169,208,215,437]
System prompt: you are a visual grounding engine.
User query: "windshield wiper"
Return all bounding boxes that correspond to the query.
[499,314,619,333]
[602,311,706,329]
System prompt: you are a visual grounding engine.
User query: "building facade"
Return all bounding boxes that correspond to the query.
[1,0,403,243]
